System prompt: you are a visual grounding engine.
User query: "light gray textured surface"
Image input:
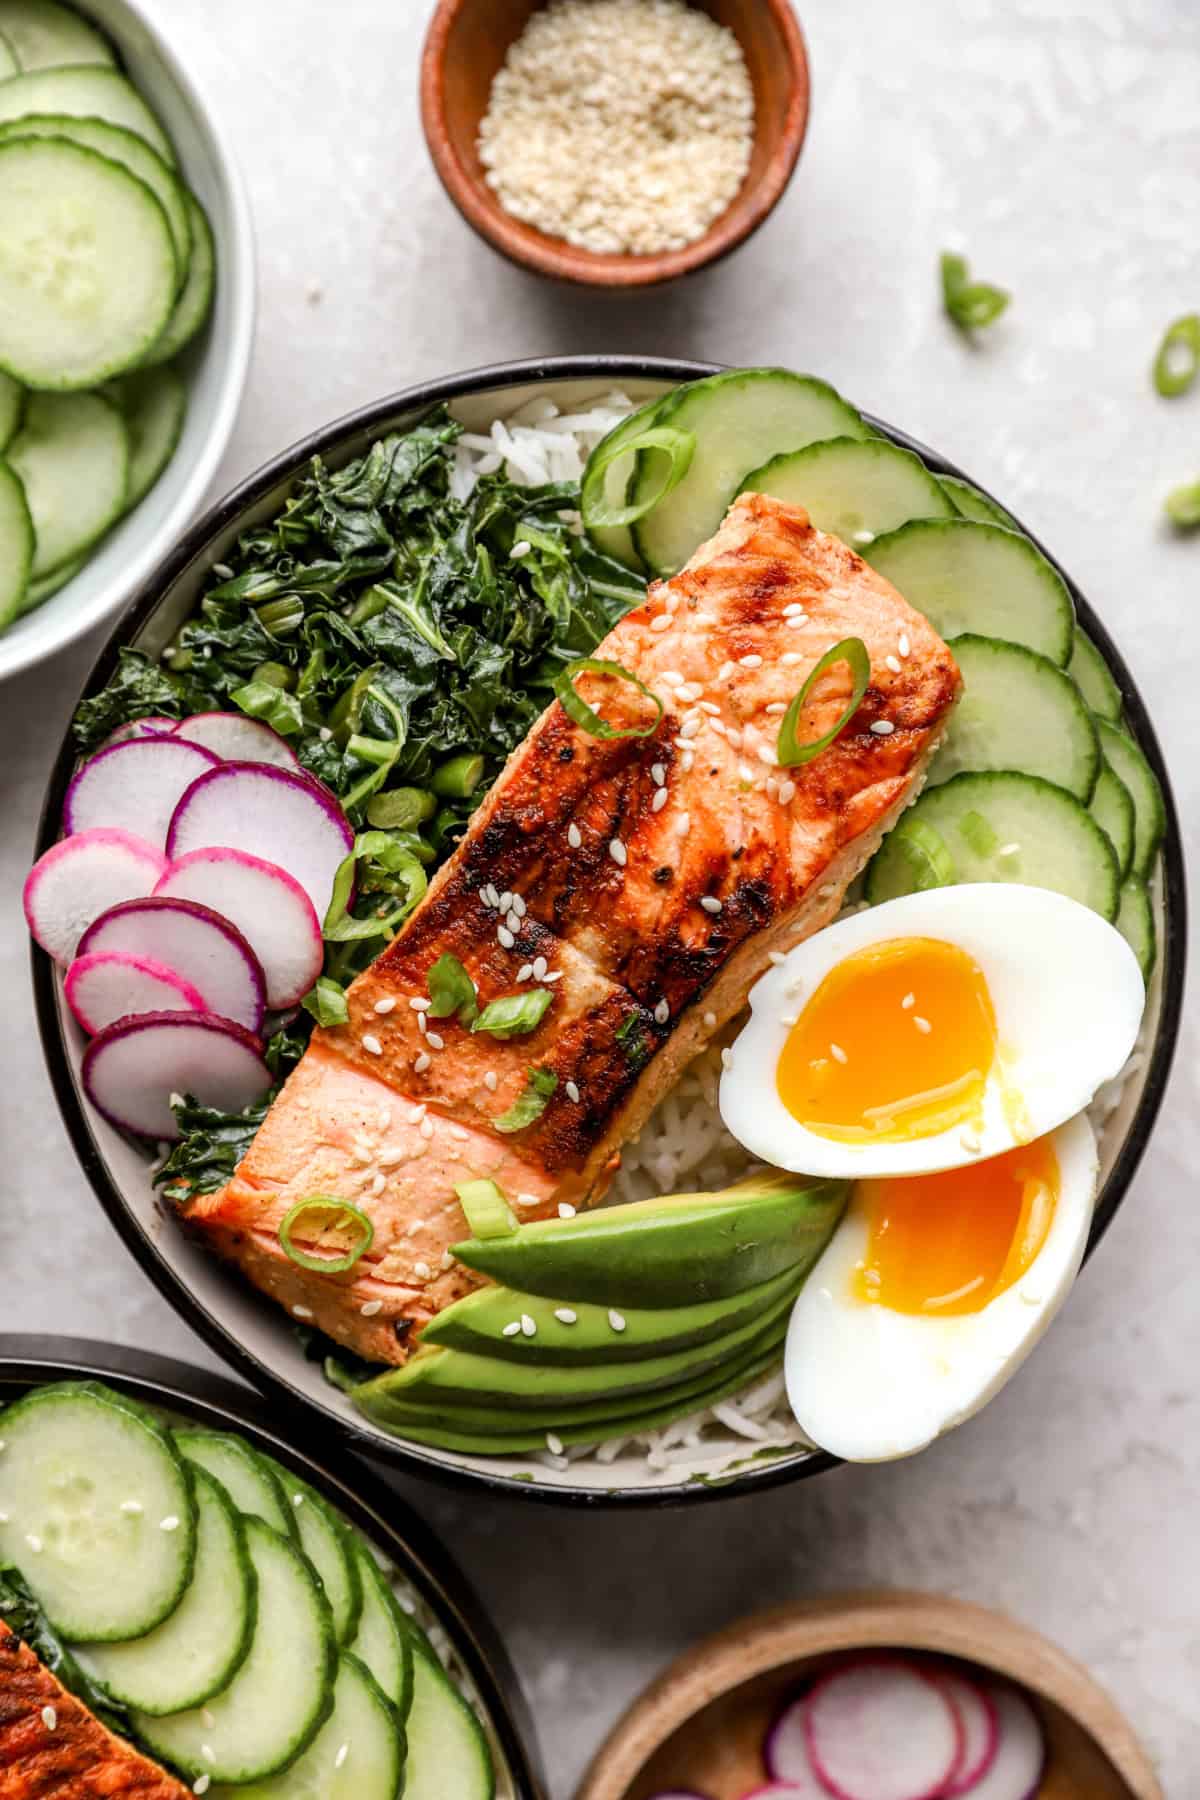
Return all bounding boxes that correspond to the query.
[1,0,1197,1791]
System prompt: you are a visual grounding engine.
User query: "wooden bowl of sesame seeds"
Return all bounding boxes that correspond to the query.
[420,0,811,287]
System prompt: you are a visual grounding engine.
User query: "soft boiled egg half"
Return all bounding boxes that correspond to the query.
[718,884,1144,1181]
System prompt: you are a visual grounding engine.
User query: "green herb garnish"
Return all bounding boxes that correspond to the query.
[427,952,479,1024]
[553,656,664,741]
[616,1010,653,1069]
[1153,314,1200,398]
[472,989,554,1039]
[302,975,350,1027]
[494,1067,558,1133]
[941,251,1010,333]
[280,1196,375,1273]
[776,637,871,767]
[894,816,956,889]
[580,424,695,530]
[455,1177,519,1240]
[958,809,998,857]
[1165,478,1200,530]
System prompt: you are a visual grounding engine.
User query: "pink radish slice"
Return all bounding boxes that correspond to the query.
[82,1010,271,1140]
[804,1659,963,1800]
[954,1685,1044,1799]
[763,1696,826,1793]
[174,711,301,769]
[166,761,353,921]
[153,848,323,1009]
[938,1673,999,1795]
[65,951,209,1035]
[78,897,265,1034]
[64,736,220,848]
[99,716,179,748]
[23,829,169,965]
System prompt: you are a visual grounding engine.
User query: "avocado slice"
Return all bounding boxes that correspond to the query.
[418,1264,803,1365]
[451,1172,848,1307]
[354,1283,799,1417]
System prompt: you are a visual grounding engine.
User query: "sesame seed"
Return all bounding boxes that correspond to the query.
[512,540,531,557]
[554,1307,578,1323]
[362,1033,383,1056]
[409,1103,427,1122]
[292,1306,313,1320]
[901,992,915,1009]
[654,998,670,1024]
[718,661,736,680]
[608,1309,627,1332]
[777,779,796,804]
[516,1192,541,1207]
[417,1011,428,1034]
[739,653,763,669]
[482,883,499,908]
[782,651,803,666]
[675,811,690,835]
[678,716,702,739]
[998,842,1022,857]
[160,1515,180,1532]
[521,1313,537,1337]
[649,612,672,632]
[194,1780,211,1797]
[886,655,902,674]
[511,893,527,918]
[42,1707,57,1731]
[703,1010,718,1027]
[419,1116,434,1139]
[899,633,911,657]
[725,724,742,748]
[677,683,703,703]
[370,1172,386,1196]
[768,951,786,966]
[361,1299,384,1317]
[914,1016,933,1034]
[739,763,755,783]
[293,1493,305,1508]
[565,1080,581,1103]
[783,602,805,617]
[503,1321,522,1338]
[557,1203,577,1219]
[699,700,721,715]
[721,1048,733,1069]
[202,1746,216,1766]
[651,762,666,785]
[498,892,513,913]
[680,750,694,772]
[380,1146,406,1166]
[660,669,683,686]
[609,839,627,866]
[532,955,548,979]
[870,720,895,736]
[830,1043,848,1065]
[374,996,397,1015]
[497,926,516,949]
[484,1070,499,1092]
[567,821,582,849]
[318,727,333,743]
[120,1499,143,1514]
[765,701,787,715]
[785,614,807,629]
[756,743,776,766]
[26,1535,42,1553]
[546,1432,565,1455]
[700,895,723,914]
[414,1260,432,1279]
[505,909,521,933]
[651,786,669,812]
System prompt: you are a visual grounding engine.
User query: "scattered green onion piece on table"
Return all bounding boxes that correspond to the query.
[580,425,696,530]
[494,1068,557,1134]
[280,1197,374,1272]
[554,657,665,742]
[1165,479,1200,530]
[427,952,478,1024]
[302,975,349,1026]
[958,809,998,857]
[893,817,956,890]
[454,1179,519,1240]
[1152,314,1200,398]
[472,989,554,1039]
[776,637,871,768]
[367,786,437,830]
[431,753,485,798]
[941,251,1010,333]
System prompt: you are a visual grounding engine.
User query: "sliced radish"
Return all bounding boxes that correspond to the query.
[166,761,353,920]
[956,1684,1044,1799]
[78,897,265,1034]
[153,848,323,1009]
[938,1672,999,1795]
[763,1694,826,1792]
[174,711,300,770]
[66,950,208,1036]
[23,828,169,965]
[804,1659,963,1800]
[64,736,220,848]
[99,716,180,748]
[82,1011,271,1141]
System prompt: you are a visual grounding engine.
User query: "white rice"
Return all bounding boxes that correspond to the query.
[449,397,1144,1485]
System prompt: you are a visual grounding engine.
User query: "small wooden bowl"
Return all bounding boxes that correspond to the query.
[420,0,811,288]
[577,1590,1163,1800]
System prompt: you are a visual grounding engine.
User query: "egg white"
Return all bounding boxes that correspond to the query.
[719,884,1144,1179]
[783,1110,1098,1462]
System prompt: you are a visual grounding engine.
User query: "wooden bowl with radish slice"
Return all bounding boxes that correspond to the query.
[577,1590,1162,1800]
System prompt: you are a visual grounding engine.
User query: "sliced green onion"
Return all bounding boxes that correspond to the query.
[301,975,349,1027]
[554,657,664,742]
[346,732,400,768]
[941,251,1010,332]
[494,1067,557,1134]
[894,817,956,890]
[230,679,303,737]
[254,596,305,637]
[1165,478,1200,530]
[251,659,297,689]
[580,426,696,530]
[366,786,437,830]
[431,753,485,799]
[454,1178,518,1241]
[958,809,998,857]
[777,637,871,768]
[427,952,478,1024]
[1153,314,1200,398]
[472,988,554,1040]
[279,1196,374,1273]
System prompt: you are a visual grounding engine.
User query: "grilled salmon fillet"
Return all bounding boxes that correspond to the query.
[0,1624,188,1798]
[185,492,961,1363]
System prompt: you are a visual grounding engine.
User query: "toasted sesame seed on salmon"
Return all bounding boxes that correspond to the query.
[0,1622,189,1798]
[183,492,960,1365]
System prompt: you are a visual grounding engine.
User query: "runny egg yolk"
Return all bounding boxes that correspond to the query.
[852,1135,1060,1315]
[776,937,998,1142]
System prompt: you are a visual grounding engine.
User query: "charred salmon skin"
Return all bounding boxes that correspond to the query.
[0,1624,189,1798]
[185,492,961,1363]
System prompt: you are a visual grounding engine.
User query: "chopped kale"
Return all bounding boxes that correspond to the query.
[0,1567,131,1735]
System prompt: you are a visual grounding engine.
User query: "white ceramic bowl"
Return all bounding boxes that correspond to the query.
[0,0,255,683]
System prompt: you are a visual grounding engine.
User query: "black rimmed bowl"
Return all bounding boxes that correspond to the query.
[31,355,1187,1508]
[0,1335,546,1798]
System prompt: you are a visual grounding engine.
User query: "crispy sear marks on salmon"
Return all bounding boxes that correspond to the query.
[184,493,961,1364]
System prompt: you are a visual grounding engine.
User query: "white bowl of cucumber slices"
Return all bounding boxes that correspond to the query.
[0,0,254,682]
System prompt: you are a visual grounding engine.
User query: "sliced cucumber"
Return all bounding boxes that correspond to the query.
[108,362,186,507]
[8,390,127,576]
[931,633,1099,801]
[75,1465,256,1717]
[1117,874,1156,981]
[349,1539,415,1721]
[176,1430,298,1544]
[136,1519,336,1785]
[404,1644,494,1800]
[0,28,15,75]
[867,770,1120,920]
[0,1381,196,1643]
[0,367,20,449]
[1069,627,1121,722]
[0,138,176,389]
[1095,719,1165,879]
[581,390,667,570]
[1089,758,1134,880]
[265,1460,362,1646]
[221,1652,405,1800]
[0,0,115,70]
[868,517,1074,666]
[631,369,870,576]
[0,65,173,161]
[17,550,81,614]
[142,193,215,366]
[939,474,1016,529]
[0,458,34,626]
[740,436,954,545]
[0,114,190,283]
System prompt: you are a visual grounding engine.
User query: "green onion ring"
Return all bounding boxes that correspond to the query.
[1166,478,1200,530]
[580,426,696,530]
[776,637,871,767]
[1153,314,1200,398]
[554,656,665,741]
[279,1196,375,1274]
[894,817,956,890]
